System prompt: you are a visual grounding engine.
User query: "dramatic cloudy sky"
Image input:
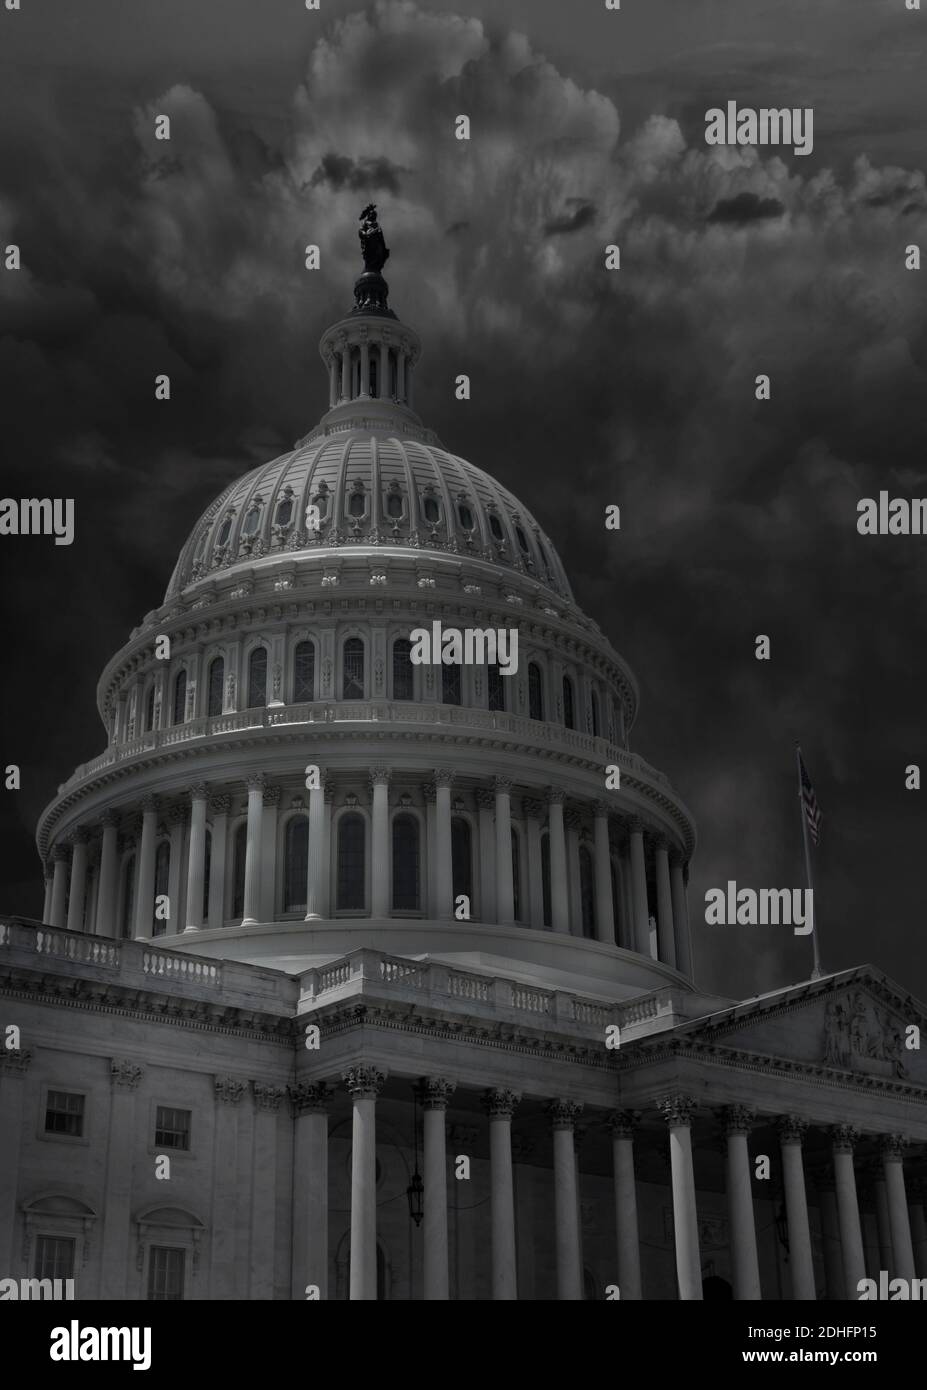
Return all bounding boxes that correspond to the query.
[2,0,926,1003]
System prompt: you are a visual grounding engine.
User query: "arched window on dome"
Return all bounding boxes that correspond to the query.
[579,844,595,939]
[441,665,461,706]
[217,514,233,548]
[284,816,308,913]
[422,495,440,525]
[515,524,530,555]
[342,639,365,701]
[528,663,544,722]
[489,513,504,543]
[242,503,262,537]
[391,814,420,912]
[451,817,472,910]
[144,684,156,733]
[337,813,366,911]
[294,641,315,703]
[487,663,505,712]
[385,490,403,520]
[590,689,600,738]
[511,827,522,922]
[172,669,187,726]
[537,538,553,582]
[274,493,293,528]
[562,674,575,730]
[540,833,551,928]
[121,855,136,939]
[247,647,268,709]
[348,491,366,519]
[392,638,414,701]
[232,822,247,920]
[207,657,224,718]
[152,841,170,938]
[457,502,474,532]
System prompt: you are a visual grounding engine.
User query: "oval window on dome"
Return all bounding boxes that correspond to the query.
[217,515,233,547]
[515,525,530,553]
[386,492,403,519]
[242,505,262,536]
[457,503,474,531]
[422,496,440,524]
[313,493,329,521]
[489,514,504,542]
[275,496,293,527]
[349,492,366,518]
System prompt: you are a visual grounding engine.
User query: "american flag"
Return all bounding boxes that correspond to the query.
[798,749,822,846]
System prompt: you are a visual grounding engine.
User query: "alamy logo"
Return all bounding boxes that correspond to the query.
[0,1276,75,1299]
[705,882,813,935]
[858,1273,927,1300]
[409,620,518,675]
[49,1320,152,1371]
[857,493,927,535]
[704,102,813,156]
[0,497,75,545]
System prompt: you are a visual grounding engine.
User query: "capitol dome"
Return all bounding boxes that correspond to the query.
[36,213,697,1002]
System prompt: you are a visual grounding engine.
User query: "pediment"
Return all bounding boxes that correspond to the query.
[678,969,927,1087]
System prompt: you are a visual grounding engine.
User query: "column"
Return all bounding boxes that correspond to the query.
[370,767,390,918]
[327,354,337,409]
[422,782,437,916]
[397,350,406,404]
[241,775,265,927]
[434,770,454,920]
[133,794,159,940]
[654,839,676,968]
[482,1088,520,1299]
[166,805,185,934]
[322,782,334,917]
[250,1083,285,1298]
[723,1106,761,1299]
[670,854,693,977]
[908,1183,927,1278]
[340,345,351,401]
[207,794,230,929]
[114,691,127,744]
[628,819,651,957]
[816,1173,845,1299]
[592,802,616,945]
[423,1077,455,1300]
[476,788,496,923]
[549,1100,583,1300]
[184,783,208,931]
[95,811,119,936]
[65,832,88,932]
[378,340,389,400]
[292,1082,331,1299]
[494,776,515,925]
[831,1125,866,1297]
[873,1173,893,1274]
[882,1135,916,1282]
[99,1059,144,1297]
[778,1117,816,1300]
[547,789,569,933]
[305,786,326,920]
[0,1050,31,1274]
[660,1095,702,1300]
[211,1076,247,1297]
[41,866,53,925]
[344,1066,385,1300]
[610,1112,642,1299]
[359,337,370,397]
[524,799,545,929]
[565,811,582,934]
[49,846,69,928]
[260,784,281,922]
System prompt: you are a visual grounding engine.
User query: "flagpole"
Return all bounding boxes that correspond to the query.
[796,742,824,980]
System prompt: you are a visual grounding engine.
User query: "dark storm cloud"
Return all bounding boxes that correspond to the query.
[544,201,597,236]
[2,0,927,1005]
[707,192,785,224]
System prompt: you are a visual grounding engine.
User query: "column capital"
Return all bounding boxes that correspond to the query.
[481,1087,520,1119]
[140,793,159,815]
[669,848,685,868]
[830,1124,860,1153]
[626,816,646,836]
[777,1115,809,1146]
[342,1066,385,1099]
[659,1093,695,1129]
[881,1133,909,1163]
[245,774,266,793]
[262,784,282,808]
[522,797,545,820]
[547,1098,584,1131]
[422,781,437,804]
[474,787,495,810]
[111,1058,144,1089]
[289,1081,333,1115]
[592,799,611,819]
[209,793,232,817]
[546,786,566,805]
[166,803,187,828]
[66,828,89,848]
[563,807,582,832]
[722,1104,756,1136]
[608,1109,641,1138]
[99,809,119,830]
[189,782,208,802]
[252,1083,287,1111]
[214,1075,248,1105]
[493,775,513,794]
[421,1076,456,1111]
[369,766,391,785]
[51,844,70,864]
[653,834,671,854]
[433,768,454,787]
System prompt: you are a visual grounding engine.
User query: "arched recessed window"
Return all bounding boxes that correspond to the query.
[172,669,187,726]
[541,833,551,928]
[451,817,472,908]
[284,816,309,913]
[337,813,366,911]
[511,828,521,921]
[591,689,600,738]
[242,504,261,536]
[232,822,247,920]
[457,503,474,531]
[391,814,420,912]
[579,845,595,938]
[515,525,529,553]
[207,657,224,718]
[392,638,414,701]
[349,491,365,518]
[562,675,575,730]
[144,685,155,733]
[153,841,170,937]
[275,493,293,527]
[342,638,365,700]
[487,663,505,712]
[217,515,232,547]
[489,513,504,542]
[385,491,403,519]
[294,641,315,703]
[422,495,440,524]
[528,663,544,722]
[313,492,329,522]
[121,855,136,939]
[202,828,211,921]
[442,665,461,706]
[247,647,268,709]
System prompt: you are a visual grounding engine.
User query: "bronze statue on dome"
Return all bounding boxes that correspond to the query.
[359,204,389,273]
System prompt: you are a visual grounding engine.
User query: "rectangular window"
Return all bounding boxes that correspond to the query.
[45,1090,85,1138]
[147,1246,185,1301]
[154,1106,191,1151]
[35,1235,76,1282]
